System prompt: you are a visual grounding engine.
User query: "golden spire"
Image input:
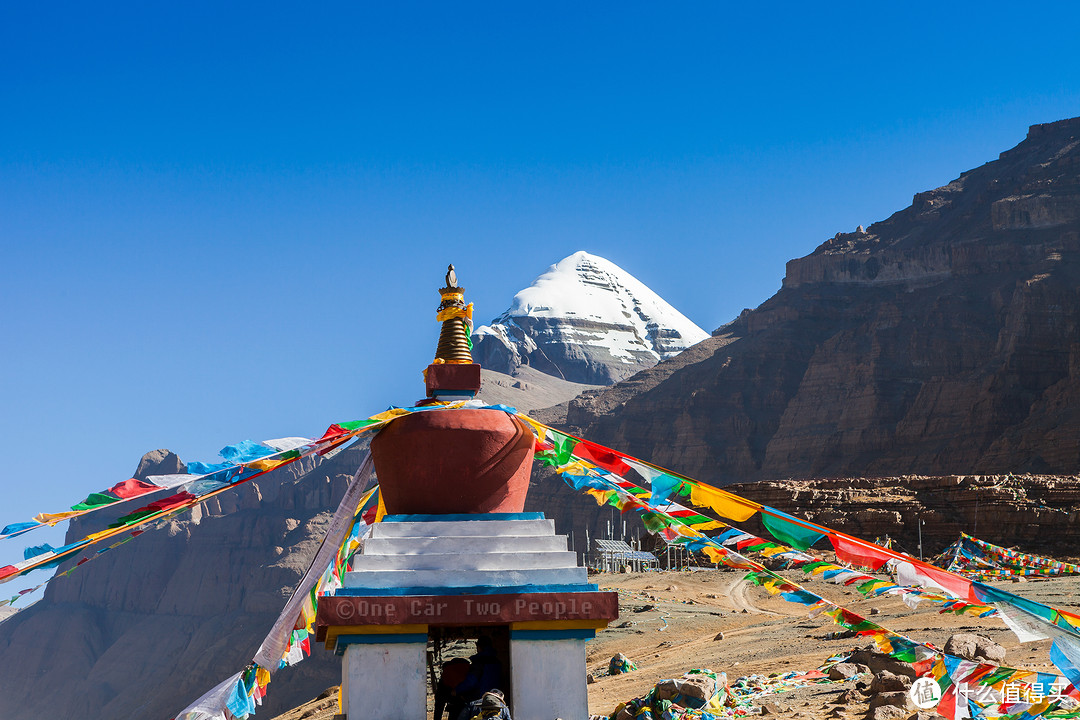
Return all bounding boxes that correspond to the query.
[434,264,474,364]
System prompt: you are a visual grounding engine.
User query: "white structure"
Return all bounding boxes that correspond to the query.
[318,513,617,720]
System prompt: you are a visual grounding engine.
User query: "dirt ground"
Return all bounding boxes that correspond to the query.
[584,568,1080,719]
[271,569,1080,720]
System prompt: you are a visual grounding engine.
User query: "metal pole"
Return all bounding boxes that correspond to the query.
[973,492,979,537]
[918,517,923,561]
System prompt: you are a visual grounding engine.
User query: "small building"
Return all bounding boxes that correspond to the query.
[590,539,659,573]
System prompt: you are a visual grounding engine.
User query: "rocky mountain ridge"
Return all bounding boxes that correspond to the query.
[557,117,1080,484]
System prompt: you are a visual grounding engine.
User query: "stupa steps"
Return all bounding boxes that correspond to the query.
[350,551,578,571]
[371,517,555,538]
[363,535,568,555]
[342,566,589,589]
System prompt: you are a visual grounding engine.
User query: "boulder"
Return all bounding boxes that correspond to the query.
[828,662,867,680]
[870,671,912,694]
[868,691,914,711]
[654,673,720,708]
[867,706,909,720]
[847,650,916,679]
[944,633,1006,664]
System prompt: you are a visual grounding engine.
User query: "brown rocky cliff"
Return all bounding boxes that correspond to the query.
[559,117,1080,484]
[728,474,1080,559]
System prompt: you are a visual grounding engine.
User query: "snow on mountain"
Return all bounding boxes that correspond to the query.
[473,251,709,385]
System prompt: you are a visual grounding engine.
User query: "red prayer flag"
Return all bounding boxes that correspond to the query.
[0,565,17,581]
[573,440,633,476]
[108,478,160,499]
[145,492,197,514]
[830,535,892,571]
[319,424,347,442]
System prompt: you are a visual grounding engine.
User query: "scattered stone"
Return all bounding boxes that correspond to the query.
[944,633,1006,664]
[608,653,637,674]
[825,630,858,640]
[713,631,725,641]
[705,593,720,599]
[828,662,864,681]
[906,713,936,720]
[870,670,912,694]
[867,706,908,720]
[616,621,634,628]
[667,585,679,591]
[869,606,881,615]
[835,689,862,704]
[655,674,718,706]
[758,700,786,715]
[633,604,656,613]
[586,673,596,684]
[741,608,749,614]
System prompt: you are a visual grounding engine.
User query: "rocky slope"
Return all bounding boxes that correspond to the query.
[0,445,372,720]
[557,117,1080,484]
[476,366,602,414]
[473,251,709,385]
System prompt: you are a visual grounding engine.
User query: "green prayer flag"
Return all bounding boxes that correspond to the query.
[760,509,826,550]
[71,492,120,512]
[338,420,378,431]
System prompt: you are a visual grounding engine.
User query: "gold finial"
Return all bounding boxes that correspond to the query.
[434,264,474,364]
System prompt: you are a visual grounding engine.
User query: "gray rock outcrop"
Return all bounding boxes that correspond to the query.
[0,445,372,720]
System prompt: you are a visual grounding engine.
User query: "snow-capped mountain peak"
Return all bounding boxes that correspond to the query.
[473,251,708,385]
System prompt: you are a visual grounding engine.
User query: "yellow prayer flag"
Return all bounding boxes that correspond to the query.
[374,490,387,523]
[85,528,119,542]
[685,519,726,531]
[32,510,80,525]
[703,547,728,564]
[247,457,288,472]
[687,484,759,522]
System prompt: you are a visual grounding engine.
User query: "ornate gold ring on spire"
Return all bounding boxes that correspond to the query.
[433,264,474,364]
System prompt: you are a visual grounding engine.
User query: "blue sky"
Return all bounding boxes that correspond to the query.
[1,2,1079,579]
